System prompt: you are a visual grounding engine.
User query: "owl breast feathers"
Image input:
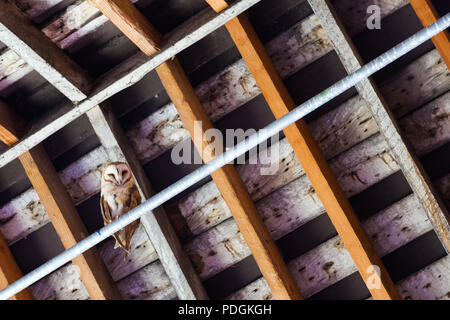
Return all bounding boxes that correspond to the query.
[100,162,142,258]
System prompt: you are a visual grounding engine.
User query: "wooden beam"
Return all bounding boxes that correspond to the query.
[206,0,229,12]
[410,0,450,68]
[0,100,33,300]
[87,0,162,56]
[307,0,450,252]
[86,104,208,300]
[0,0,92,102]
[156,57,302,300]
[0,226,33,300]
[18,145,121,300]
[0,0,262,169]
[206,2,400,300]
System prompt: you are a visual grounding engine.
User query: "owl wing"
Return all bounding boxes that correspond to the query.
[123,186,142,254]
[100,194,126,250]
[100,194,113,225]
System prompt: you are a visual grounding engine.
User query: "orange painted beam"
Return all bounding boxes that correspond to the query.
[410,0,450,68]
[207,2,401,300]
[0,233,34,300]
[88,0,162,55]
[0,101,33,300]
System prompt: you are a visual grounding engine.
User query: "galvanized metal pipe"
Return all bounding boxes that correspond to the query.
[1,12,449,300]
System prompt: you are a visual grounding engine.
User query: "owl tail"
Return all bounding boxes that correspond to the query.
[113,233,130,260]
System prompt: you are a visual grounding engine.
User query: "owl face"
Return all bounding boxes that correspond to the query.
[102,162,132,186]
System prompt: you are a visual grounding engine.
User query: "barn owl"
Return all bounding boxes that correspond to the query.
[100,162,141,258]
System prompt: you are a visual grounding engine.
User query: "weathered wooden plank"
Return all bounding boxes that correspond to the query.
[98,224,157,282]
[31,263,89,300]
[87,104,208,299]
[42,1,101,44]
[0,0,92,101]
[217,8,398,298]
[0,0,264,168]
[18,145,121,300]
[156,57,301,299]
[0,231,33,299]
[399,91,450,157]
[226,277,273,300]
[381,49,450,118]
[116,260,177,300]
[11,0,71,22]
[396,255,450,300]
[333,0,409,37]
[410,0,450,68]
[308,0,450,253]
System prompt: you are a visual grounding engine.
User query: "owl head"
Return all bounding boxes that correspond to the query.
[102,162,133,186]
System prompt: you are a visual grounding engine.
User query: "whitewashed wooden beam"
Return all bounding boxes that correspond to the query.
[86,104,208,299]
[11,0,70,22]
[0,0,263,168]
[116,260,177,300]
[226,277,273,300]
[31,263,89,300]
[0,0,92,101]
[307,0,450,253]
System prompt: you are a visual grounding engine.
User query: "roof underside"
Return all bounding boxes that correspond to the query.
[0,0,449,300]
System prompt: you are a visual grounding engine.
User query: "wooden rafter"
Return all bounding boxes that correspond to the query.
[0,0,92,101]
[89,0,302,300]
[86,104,208,300]
[307,0,450,253]
[410,0,450,68]
[205,1,401,300]
[0,101,33,300]
[0,232,33,300]
[19,145,122,300]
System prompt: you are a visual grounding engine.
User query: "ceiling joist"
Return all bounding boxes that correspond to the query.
[410,0,450,68]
